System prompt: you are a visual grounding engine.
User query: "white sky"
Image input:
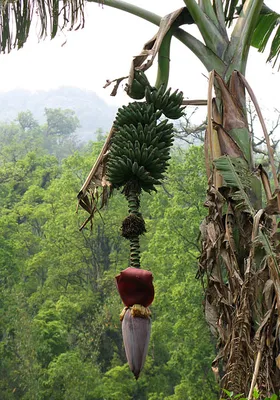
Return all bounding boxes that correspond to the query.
[0,0,279,125]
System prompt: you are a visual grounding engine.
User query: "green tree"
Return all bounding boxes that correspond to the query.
[17,111,38,131]
[43,108,81,159]
[44,108,80,137]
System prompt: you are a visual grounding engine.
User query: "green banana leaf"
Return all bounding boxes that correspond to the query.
[224,0,245,26]
[214,155,255,215]
[251,7,280,69]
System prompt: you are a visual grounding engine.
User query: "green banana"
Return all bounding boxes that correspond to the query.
[168,89,180,104]
[128,148,135,161]
[128,79,145,100]
[154,84,165,110]
[145,86,153,104]
[150,136,159,146]
[136,166,147,180]
[119,126,135,142]
[127,71,151,100]
[108,76,185,190]
[132,161,139,175]
[141,182,156,193]
[126,158,133,170]
[143,148,158,165]
[135,70,150,87]
[134,148,141,164]
[156,119,169,131]
[159,93,170,110]
[151,172,165,180]
[155,110,163,119]
[157,142,167,150]
[141,148,148,164]
[163,106,185,119]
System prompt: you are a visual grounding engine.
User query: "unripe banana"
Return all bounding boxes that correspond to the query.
[108,79,185,189]
[132,161,139,175]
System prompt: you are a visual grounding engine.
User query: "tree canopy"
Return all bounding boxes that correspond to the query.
[0,111,218,399]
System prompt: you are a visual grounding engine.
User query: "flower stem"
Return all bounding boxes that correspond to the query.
[125,186,141,268]
[126,188,140,215]
[130,236,141,268]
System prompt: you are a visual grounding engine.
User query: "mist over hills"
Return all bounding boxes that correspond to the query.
[0,87,117,141]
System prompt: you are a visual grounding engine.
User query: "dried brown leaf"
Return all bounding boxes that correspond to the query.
[265,189,280,215]
[77,126,114,229]
[128,8,185,84]
[207,221,219,245]
[258,164,272,201]
[276,354,280,370]
[238,72,280,200]
[205,299,219,336]
[106,8,186,95]
[214,72,247,131]
[228,71,247,117]
[263,279,274,310]
[215,124,243,157]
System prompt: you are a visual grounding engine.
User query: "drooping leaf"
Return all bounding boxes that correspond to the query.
[267,24,280,68]
[227,128,251,165]
[0,0,85,53]
[251,11,280,52]
[214,155,255,215]
[224,0,243,26]
[251,6,280,69]
[222,388,234,397]
[225,2,280,70]
[259,230,280,276]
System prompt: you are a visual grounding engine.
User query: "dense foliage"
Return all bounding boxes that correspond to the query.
[0,111,218,399]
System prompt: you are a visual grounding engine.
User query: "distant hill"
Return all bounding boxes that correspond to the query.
[0,87,117,141]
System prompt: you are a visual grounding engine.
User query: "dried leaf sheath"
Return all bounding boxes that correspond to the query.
[77,126,115,229]
[106,7,193,96]
[200,71,280,396]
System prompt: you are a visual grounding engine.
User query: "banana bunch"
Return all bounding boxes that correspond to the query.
[107,83,185,192]
[114,101,162,128]
[106,102,174,193]
[126,71,152,100]
[145,85,185,119]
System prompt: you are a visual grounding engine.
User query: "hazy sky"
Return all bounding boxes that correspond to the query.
[0,0,279,124]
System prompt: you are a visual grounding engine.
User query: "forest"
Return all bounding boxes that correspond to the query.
[0,109,218,400]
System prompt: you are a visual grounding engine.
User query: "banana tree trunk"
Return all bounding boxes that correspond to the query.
[199,70,280,398]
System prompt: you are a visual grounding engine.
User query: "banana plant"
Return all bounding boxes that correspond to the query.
[2,0,280,397]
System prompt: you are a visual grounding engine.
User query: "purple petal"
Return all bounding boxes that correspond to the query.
[116,267,154,307]
[122,308,151,379]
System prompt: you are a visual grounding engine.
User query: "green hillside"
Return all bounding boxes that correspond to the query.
[0,87,117,141]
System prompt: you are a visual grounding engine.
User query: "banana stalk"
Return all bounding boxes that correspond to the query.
[100,85,183,379]
[154,27,173,92]
[122,186,144,269]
